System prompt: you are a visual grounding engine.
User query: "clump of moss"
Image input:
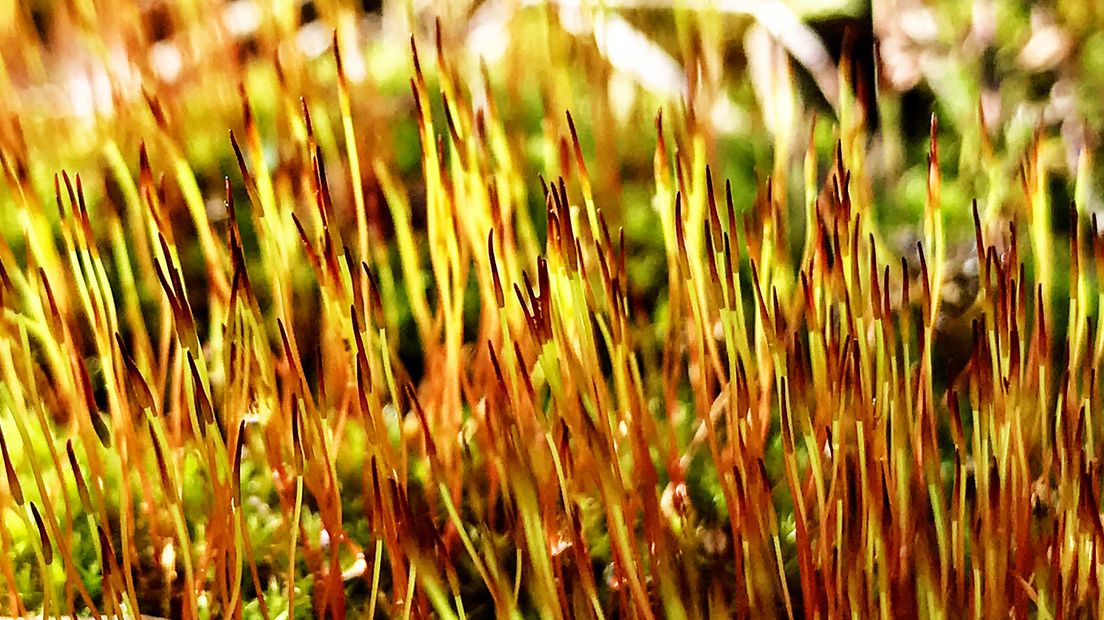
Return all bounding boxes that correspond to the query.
[0,1,1102,618]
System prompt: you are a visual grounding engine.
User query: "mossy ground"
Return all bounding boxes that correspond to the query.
[0,1,1103,618]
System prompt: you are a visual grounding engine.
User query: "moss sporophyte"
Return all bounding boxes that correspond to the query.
[0,1,1103,618]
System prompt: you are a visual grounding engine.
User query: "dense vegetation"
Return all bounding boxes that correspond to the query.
[0,1,1103,617]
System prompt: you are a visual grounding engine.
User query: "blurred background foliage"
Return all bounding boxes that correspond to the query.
[1,0,1102,293]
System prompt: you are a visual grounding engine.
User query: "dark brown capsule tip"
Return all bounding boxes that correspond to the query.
[0,428,23,506]
[66,439,92,512]
[233,420,246,501]
[30,502,52,565]
[291,404,304,472]
[332,30,346,79]
[91,411,112,449]
[488,231,505,309]
[410,35,422,77]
